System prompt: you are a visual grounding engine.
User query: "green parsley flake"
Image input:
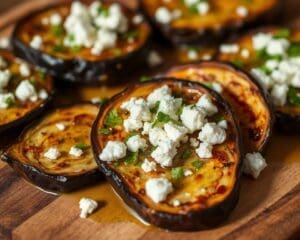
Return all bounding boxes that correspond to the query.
[152,112,171,127]
[139,75,151,82]
[171,167,184,180]
[274,28,291,39]
[150,101,160,114]
[192,160,205,170]
[287,87,300,106]
[104,109,123,127]
[181,149,192,159]
[124,151,139,165]
[51,25,64,37]
[98,128,111,135]
[74,143,88,150]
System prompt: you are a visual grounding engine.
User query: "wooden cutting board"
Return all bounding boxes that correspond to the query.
[0,1,300,240]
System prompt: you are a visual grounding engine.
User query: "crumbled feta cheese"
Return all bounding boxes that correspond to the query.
[147,85,172,107]
[91,29,117,55]
[220,44,240,54]
[30,35,43,49]
[243,152,267,178]
[218,120,228,129]
[196,142,213,158]
[121,97,152,122]
[270,84,288,107]
[19,63,31,77]
[196,94,218,116]
[149,127,168,146]
[79,198,98,218]
[271,70,288,84]
[172,199,181,207]
[198,122,226,145]
[123,118,143,132]
[141,159,157,173]
[164,122,188,143]
[151,140,177,167]
[50,13,62,25]
[15,80,38,102]
[38,89,48,100]
[145,178,173,203]
[187,49,198,61]
[265,59,279,71]
[190,137,199,148]
[290,72,300,88]
[56,123,66,131]
[99,141,127,162]
[158,97,182,120]
[44,147,61,160]
[212,82,223,93]
[202,54,212,60]
[180,105,206,133]
[126,135,147,152]
[0,69,11,89]
[155,7,173,24]
[184,169,193,176]
[0,93,14,109]
[252,33,272,50]
[69,146,84,157]
[197,2,210,15]
[266,39,290,56]
[0,37,9,48]
[147,50,163,67]
[250,68,272,90]
[132,14,143,25]
[236,6,248,17]
[241,48,250,59]
[0,56,7,69]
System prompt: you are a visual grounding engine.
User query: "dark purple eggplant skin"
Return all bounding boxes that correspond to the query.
[275,111,300,133]
[91,78,244,231]
[11,5,153,86]
[1,103,104,193]
[139,0,282,46]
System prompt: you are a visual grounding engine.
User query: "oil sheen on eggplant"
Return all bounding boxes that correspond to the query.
[92,79,243,231]
[12,0,152,85]
[0,49,53,134]
[3,103,102,193]
[165,61,273,152]
[140,0,280,45]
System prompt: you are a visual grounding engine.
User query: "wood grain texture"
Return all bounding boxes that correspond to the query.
[0,1,300,240]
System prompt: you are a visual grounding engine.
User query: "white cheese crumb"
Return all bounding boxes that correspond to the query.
[241,48,250,59]
[126,135,148,152]
[187,49,198,61]
[99,141,127,162]
[252,33,273,50]
[270,84,288,107]
[132,14,143,25]
[164,122,188,143]
[30,35,43,50]
[0,56,7,69]
[266,39,290,56]
[172,199,181,207]
[15,80,38,102]
[250,68,272,90]
[198,122,226,145]
[197,2,210,15]
[19,63,31,77]
[142,122,152,135]
[55,123,66,131]
[155,7,173,24]
[243,152,267,179]
[151,140,177,167]
[0,69,11,89]
[180,105,206,133]
[218,120,228,129]
[123,118,143,132]
[190,137,199,148]
[147,85,172,107]
[145,178,173,203]
[141,159,157,173]
[147,50,163,67]
[79,198,98,218]
[38,89,48,100]
[44,147,61,160]
[149,127,168,146]
[0,37,10,48]
[202,54,212,60]
[196,142,213,158]
[50,13,62,26]
[0,93,14,109]
[196,94,218,116]
[236,6,249,17]
[69,146,84,157]
[220,44,240,54]
[184,169,193,176]
[158,97,182,120]
[212,82,223,93]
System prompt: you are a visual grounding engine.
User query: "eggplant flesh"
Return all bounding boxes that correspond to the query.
[3,103,102,193]
[0,49,53,134]
[12,1,152,85]
[164,61,273,153]
[217,26,300,133]
[92,78,243,231]
[140,0,280,45]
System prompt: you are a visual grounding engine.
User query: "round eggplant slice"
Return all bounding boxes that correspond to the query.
[140,0,280,45]
[0,49,53,134]
[164,61,273,153]
[3,103,102,193]
[217,26,300,132]
[92,78,243,231]
[12,1,152,85]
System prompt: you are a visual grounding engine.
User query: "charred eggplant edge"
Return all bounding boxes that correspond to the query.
[2,102,103,193]
[11,3,153,85]
[91,78,244,231]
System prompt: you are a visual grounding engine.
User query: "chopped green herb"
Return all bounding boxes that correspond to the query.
[38,70,46,80]
[150,101,160,114]
[287,87,300,106]
[192,160,205,170]
[189,4,199,14]
[181,149,192,159]
[274,28,291,39]
[97,6,109,17]
[98,128,111,135]
[215,115,225,123]
[71,45,82,53]
[52,44,65,53]
[171,167,184,180]
[203,82,213,89]
[176,105,184,116]
[104,109,123,127]
[125,132,138,142]
[152,111,171,127]
[124,151,139,165]
[256,48,282,62]
[74,143,88,150]
[231,59,244,68]
[287,42,300,57]
[140,75,151,82]
[5,96,14,107]
[51,25,64,37]
[114,161,121,167]
[67,34,75,42]
[123,31,139,40]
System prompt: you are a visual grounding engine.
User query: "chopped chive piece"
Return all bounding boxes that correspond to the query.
[274,28,291,39]
[124,132,138,142]
[287,42,300,57]
[287,87,300,106]
[124,151,139,165]
[98,128,111,135]
[140,75,151,82]
[51,25,64,37]
[74,143,88,150]
[150,101,160,114]
[104,109,123,127]
[181,149,192,159]
[192,160,205,170]
[171,167,184,180]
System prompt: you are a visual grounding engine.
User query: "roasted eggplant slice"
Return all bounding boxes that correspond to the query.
[140,0,280,45]
[0,49,53,134]
[92,78,242,231]
[3,103,102,193]
[12,1,152,85]
[164,61,273,153]
[217,26,300,132]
